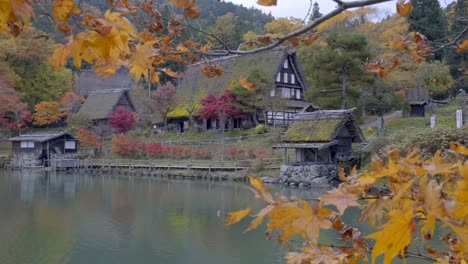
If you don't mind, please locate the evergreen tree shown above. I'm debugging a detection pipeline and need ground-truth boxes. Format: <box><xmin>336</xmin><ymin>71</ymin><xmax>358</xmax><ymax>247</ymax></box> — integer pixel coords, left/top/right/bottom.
<box><xmin>301</xmin><ymin>31</ymin><xmax>375</xmax><ymax>109</ymax></box>
<box><xmin>446</xmin><ymin>0</ymin><xmax>467</xmax><ymax>90</ymax></box>
<box><xmin>408</xmin><ymin>0</ymin><xmax>447</xmax><ymax>60</ymax></box>
<box><xmin>310</xmin><ymin>2</ymin><xmax>323</xmax><ymax>21</ymax></box>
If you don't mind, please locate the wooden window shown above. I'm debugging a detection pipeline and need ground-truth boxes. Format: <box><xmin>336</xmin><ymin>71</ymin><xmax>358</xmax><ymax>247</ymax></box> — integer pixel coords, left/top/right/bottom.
<box><xmin>65</xmin><ymin>141</ymin><xmax>76</xmax><ymax>150</ymax></box>
<box><xmin>20</xmin><ymin>141</ymin><xmax>34</xmax><ymax>148</ymax></box>
<box><xmin>296</xmin><ymin>89</ymin><xmax>301</xmax><ymax>99</ymax></box>
<box><xmin>276</xmin><ymin>73</ymin><xmax>281</xmax><ymax>82</ymax></box>
<box><xmin>283</xmin><ymin>60</ymin><xmax>288</xmax><ymax>68</ymax></box>
<box><xmin>284</xmin><ymin>72</ymin><xmax>288</xmax><ymax>83</ymax></box>
<box><xmin>270</xmin><ymin>89</ymin><xmax>275</xmax><ymax>97</ymax></box>
<box><xmin>291</xmin><ymin>74</ymin><xmax>295</xmax><ymax>84</ymax></box>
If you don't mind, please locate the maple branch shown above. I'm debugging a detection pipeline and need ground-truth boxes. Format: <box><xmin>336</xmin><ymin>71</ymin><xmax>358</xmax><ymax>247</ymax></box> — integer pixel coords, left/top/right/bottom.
<box><xmin>201</xmin><ymin>0</ymin><xmax>393</xmax><ymax>56</ymax></box>
<box><xmin>432</xmin><ymin>26</ymin><xmax>468</xmax><ymax>52</ymax></box>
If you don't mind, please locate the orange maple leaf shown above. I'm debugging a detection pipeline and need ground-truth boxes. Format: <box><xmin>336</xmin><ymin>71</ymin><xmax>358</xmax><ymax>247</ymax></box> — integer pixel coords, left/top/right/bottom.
<box><xmin>257</xmin><ymin>0</ymin><xmax>277</xmax><ymax>6</ymax></box>
<box><xmin>396</xmin><ymin>0</ymin><xmax>413</xmax><ymax>16</ymax></box>
<box><xmin>319</xmin><ymin>187</ymin><xmax>360</xmax><ymax>214</ymax></box>
<box><xmin>239</xmin><ymin>77</ymin><xmax>256</xmax><ymax>91</ymax></box>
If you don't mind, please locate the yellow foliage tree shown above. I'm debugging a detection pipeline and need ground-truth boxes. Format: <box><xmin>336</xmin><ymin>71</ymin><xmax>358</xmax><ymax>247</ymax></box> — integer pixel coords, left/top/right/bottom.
<box><xmin>32</xmin><ymin>101</ymin><xmax>63</xmax><ymax>126</ymax></box>
<box><xmin>227</xmin><ymin>144</ymin><xmax>468</xmax><ymax>264</ymax></box>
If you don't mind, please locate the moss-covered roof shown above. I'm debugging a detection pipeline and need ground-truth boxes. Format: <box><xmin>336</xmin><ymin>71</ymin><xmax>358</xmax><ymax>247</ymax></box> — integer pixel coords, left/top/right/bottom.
<box><xmin>286</xmin><ymin>119</ymin><xmax>343</xmax><ymax>142</ymax></box>
<box><xmin>167</xmin><ymin>106</ymin><xmax>191</xmax><ymax>118</ymax></box>
<box><xmin>284</xmin><ymin>110</ymin><xmax>365</xmax><ymax>143</ymax></box>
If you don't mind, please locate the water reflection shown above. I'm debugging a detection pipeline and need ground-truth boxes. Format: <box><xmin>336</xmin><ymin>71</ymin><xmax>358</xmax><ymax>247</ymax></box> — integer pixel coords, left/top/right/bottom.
<box><xmin>0</xmin><ymin>171</ymin><xmax>326</xmax><ymax>264</ymax></box>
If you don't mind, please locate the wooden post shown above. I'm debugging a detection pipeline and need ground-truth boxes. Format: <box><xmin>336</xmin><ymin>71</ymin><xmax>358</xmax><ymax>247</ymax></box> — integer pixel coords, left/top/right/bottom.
<box><xmin>461</xmin><ymin>89</ymin><xmax>466</xmax><ymax>125</ymax></box>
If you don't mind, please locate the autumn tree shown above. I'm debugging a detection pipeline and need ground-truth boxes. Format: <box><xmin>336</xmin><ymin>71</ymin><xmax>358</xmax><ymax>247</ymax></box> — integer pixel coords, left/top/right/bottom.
<box><xmin>152</xmin><ymin>82</ymin><xmax>178</xmax><ymax>130</ymax></box>
<box><xmin>210</xmin><ymin>13</ymin><xmax>242</xmax><ymax>50</ymax></box>
<box><xmin>0</xmin><ymin>63</ymin><xmax>31</xmax><ymax>133</ymax></box>
<box><xmin>416</xmin><ymin>61</ymin><xmax>454</xmax><ymax>99</ymax></box>
<box><xmin>199</xmin><ymin>90</ymin><xmax>246</xmax><ymax>160</ymax></box>
<box><xmin>59</xmin><ymin>92</ymin><xmax>84</xmax><ymax>116</ymax></box>
<box><xmin>108</xmin><ymin>107</ymin><xmax>137</xmax><ymax>134</ymax></box>
<box><xmin>75</xmin><ymin>128</ymin><xmax>102</xmax><ymax>149</ymax></box>
<box><xmin>0</xmin><ymin>28</ymin><xmax>73</xmax><ymax>108</ymax></box>
<box><xmin>199</xmin><ymin>90</ymin><xmax>246</xmax><ymax>131</ymax></box>
<box><xmin>32</xmin><ymin>101</ymin><xmax>63</xmax><ymax>126</ymax></box>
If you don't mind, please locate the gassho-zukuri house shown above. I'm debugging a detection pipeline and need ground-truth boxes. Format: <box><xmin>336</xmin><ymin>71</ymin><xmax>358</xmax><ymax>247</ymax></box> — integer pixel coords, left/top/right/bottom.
<box><xmin>164</xmin><ymin>46</ymin><xmax>317</xmax><ymax>131</ymax></box>
<box><xmin>76</xmin><ymin>89</ymin><xmax>136</xmax><ymax>137</ymax></box>
<box><xmin>274</xmin><ymin>110</ymin><xmax>365</xmax><ymax>187</ymax></box>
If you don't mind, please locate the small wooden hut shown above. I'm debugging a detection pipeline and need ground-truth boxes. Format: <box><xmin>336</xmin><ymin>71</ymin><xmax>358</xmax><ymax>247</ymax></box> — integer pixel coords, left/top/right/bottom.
<box><xmin>274</xmin><ymin>110</ymin><xmax>365</xmax><ymax>164</ymax></box>
<box><xmin>409</xmin><ymin>101</ymin><xmax>427</xmax><ymax>117</ymax></box>
<box><xmin>9</xmin><ymin>132</ymin><xmax>78</xmax><ymax>167</ymax></box>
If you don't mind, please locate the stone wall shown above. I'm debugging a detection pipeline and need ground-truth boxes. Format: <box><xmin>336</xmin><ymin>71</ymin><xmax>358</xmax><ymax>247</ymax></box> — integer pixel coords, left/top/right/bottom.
<box><xmin>278</xmin><ymin>163</ymin><xmax>338</xmax><ymax>187</ymax></box>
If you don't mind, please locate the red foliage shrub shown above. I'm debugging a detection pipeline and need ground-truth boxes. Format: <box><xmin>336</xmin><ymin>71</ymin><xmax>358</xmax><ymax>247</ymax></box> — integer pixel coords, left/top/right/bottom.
<box><xmin>76</xmin><ymin>128</ymin><xmax>102</xmax><ymax>148</ymax></box>
<box><xmin>257</xmin><ymin>148</ymin><xmax>267</xmax><ymax>159</ymax></box>
<box><xmin>247</xmin><ymin>149</ymin><xmax>255</xmax><ymax>159</ymax></box>
<box><xmin>111</xmin><ymin>134</ymin><xmax>136</xmax><ymax>157</ymax></box>
<box><xmin>108</xmin><ymin>107</ymin><xmax>137</xmax><ymax>134</ymax></box>
<box><xmin>227</xmin><ymin>147</ymin><xmax>239</xmax><ymax>160</ymax></box>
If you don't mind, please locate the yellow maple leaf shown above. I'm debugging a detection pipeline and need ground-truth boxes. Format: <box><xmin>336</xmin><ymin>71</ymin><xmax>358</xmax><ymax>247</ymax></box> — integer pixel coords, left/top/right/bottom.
<box><xmin>52</xmin><ymin>0</ymin><xmax>81</xmax><ymax>22</ymax></box>
<box><xmin>224</xmin><ymin>208</ymin><xmax>251</xmax><ymax>225</ymax></box>
<box><xmin>129</xmin><ymin>42</ymin><xmax>155</xmax><ymax>81</ymax></box>
<box><xmin>367</xmin><ymin>209</ymin><xmax>414</xmax><ymax>264</ymax></box>
<box><xmin>49</xmin><ymin>43</ymin><xmax>71</xmax><ymax>70</ymax></box>
<box><xmin>0</xmin><ymin>0</ymin><xmax>34</xmax><ymax>34</ymax></box>
<box><xmin>248</xmin><ymin>176</ymin><xmax>264</xmax><ymax>192</ymax></box>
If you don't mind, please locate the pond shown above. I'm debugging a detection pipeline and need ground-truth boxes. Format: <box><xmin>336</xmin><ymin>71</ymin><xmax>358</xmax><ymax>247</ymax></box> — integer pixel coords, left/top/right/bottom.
<box><xmin>0</xmin><ymin>170</ymin><xmax>328</xmax><ymax>264</ymax></box>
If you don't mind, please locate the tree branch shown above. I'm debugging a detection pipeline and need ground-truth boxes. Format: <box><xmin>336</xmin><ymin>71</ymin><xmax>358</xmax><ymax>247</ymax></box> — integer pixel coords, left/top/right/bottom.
<box><xmin>432</xmin><ymin>26</ymin><xmax>468</xmax><ymax>52</ymax></box>
<box><xmin>198</xmin><ymin>0</ymin><xmax>393</xmax><ymax>56</ymax></box>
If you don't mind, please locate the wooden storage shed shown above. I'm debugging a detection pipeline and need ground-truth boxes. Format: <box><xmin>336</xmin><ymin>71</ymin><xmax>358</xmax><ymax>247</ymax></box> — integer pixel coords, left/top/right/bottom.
<box><xmin>409</xmin><ymin>101</ymin><xmax>427</xmax><ymax>117</ymax></box>
<box><xmin>274</xmin><ymin>110</ymin><xmax>365</xmax><ymax>164</ymax></box>
<box><xmin>9</xmin><ymin>132</ymin><xmax>78</xmax><ymax>167</ymax></box>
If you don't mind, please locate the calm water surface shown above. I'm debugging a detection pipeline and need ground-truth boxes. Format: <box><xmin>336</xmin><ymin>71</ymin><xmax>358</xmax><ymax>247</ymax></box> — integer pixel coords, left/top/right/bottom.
<box><xmin>0</xmin><ymin>170</ymin><xmax>328</xmax><ymax>264</ymax></box>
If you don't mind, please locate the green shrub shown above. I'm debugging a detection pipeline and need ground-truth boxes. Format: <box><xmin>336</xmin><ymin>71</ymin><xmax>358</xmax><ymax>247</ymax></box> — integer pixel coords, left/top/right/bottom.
<box><xmin>255</xmin><ymin>124</ymin><xmax>266</xmax><ymax>134</ymax></box>
<box><xmin>389</xmin><ymin>127</ymin><xmax>468</xmax><ymax>157</ymax></box>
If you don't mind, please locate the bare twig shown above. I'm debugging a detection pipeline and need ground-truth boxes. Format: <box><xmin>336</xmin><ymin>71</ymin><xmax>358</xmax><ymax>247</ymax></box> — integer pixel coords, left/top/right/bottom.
<box><xmin>302</xmin><ymin>0</ymin><xmax>314</xmax><ymax>25</ymax></box>
<box><xmin>432</xmin><ymin>26</ymin><xmax>468</xmax><ymax>52</ymax></box>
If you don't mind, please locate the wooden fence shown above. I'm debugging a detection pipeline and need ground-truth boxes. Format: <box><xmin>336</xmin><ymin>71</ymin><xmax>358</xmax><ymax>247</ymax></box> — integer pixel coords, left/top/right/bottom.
<box><xmin>79</xmin><ymin>157</ymin><xmax>283</xmax><ymax>171</ymax></box>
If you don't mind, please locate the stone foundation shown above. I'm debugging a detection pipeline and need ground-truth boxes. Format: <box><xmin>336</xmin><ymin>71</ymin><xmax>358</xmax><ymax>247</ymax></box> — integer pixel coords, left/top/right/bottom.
<box><xmin>279</xmin><ymin>163</ymin><xmax>339</xmax><ymax>187</ymax></box>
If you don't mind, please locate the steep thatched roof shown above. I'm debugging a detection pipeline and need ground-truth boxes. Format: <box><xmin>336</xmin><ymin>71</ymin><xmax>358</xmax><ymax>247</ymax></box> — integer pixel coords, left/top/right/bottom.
<box><xmin>74</xmin><ymin>68</ymin><xmax>135</xmax><ymax>96</ymax></box>
<box><xmin>177</xmin><ymin>46</ymin><xmax>309</xmax><ymax>99</ymax></box>
<box><xmin>76</xmin><ymin>89</ymin><xmax>134</xmax><ymax>120</ymax></box>
<box><xmin>284</xmin><ymin>110</ymin><xmax>365</xmax><ymax>143</ymax></box>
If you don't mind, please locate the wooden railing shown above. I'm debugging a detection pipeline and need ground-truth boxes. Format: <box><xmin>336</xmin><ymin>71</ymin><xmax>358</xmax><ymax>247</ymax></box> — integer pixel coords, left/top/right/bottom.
<box><xmin>80</xmin><ymin>157</ymin><xmax>283</xmax><ymax>171</ymax></box>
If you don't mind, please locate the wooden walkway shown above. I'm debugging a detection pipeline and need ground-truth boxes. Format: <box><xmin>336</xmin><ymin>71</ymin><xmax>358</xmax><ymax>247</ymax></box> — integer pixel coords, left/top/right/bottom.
<box><xmin>60</xmin><ymin>158</ymin><xmax>283</xmax><ymax>172</ymax></box>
